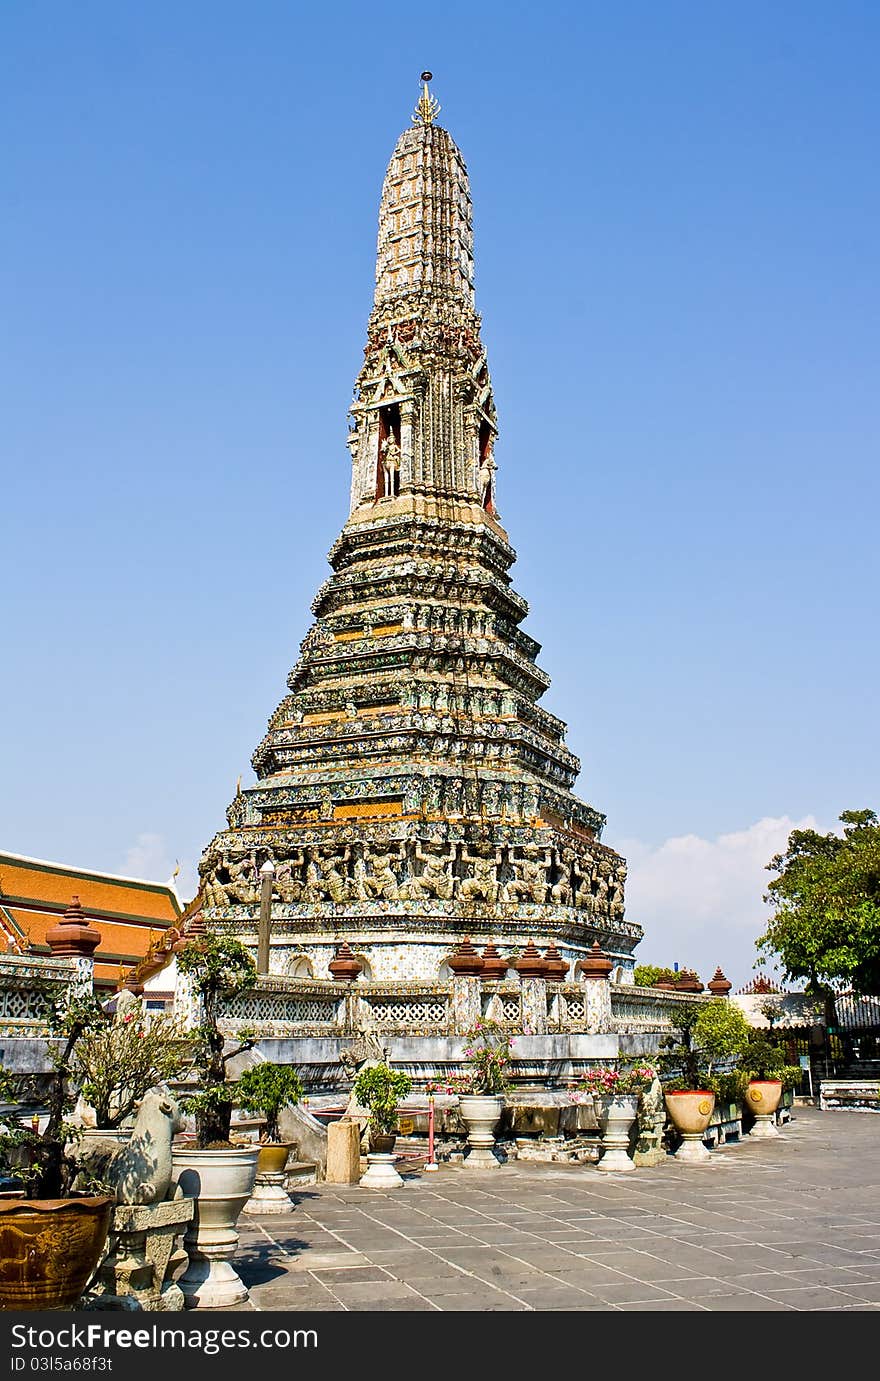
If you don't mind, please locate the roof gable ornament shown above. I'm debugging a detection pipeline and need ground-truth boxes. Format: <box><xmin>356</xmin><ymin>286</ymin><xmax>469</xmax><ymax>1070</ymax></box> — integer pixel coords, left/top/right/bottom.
<box><xmin>413</xmin><ymin>71</ymin><xmax>440</xmax><ymax>126</ymax></box>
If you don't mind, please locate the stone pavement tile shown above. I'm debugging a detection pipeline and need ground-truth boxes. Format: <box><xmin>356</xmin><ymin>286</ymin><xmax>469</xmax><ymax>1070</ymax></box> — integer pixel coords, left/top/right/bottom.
<box><xmin>546</xmin><ymin>1264</ymin><xmax>632</xmax><ymax>1290</ymax></box>
<box><xmin>614</xmin><ymin>1254</ymin><xmax>730</xmax><ymax>1283</ymax></box>
<box><xmin>511</xmin><ymin>1287</ymin><xmax>606</xmax><ymax>1310</ymax></box>
<box><xmin>780</xmin><ymin>1265</ymin><xmax>880</xmax><ymax>1287</ymax></box>
<box><xmin>814</xmin><ymin>1282</ymin><xmax>880</xmax><ymax>1304</ymax></box>
<box><xmin>410</xmin><ymin>1275</ymin><xmax>507</xmax><ymax>1298</ymax></box>
<box><xmin>326</xmin><ymin>1280</ymin><xmax>428</xmax><ymax>1305</ymax></box>
<box><xmin>342</xmin><ymin>1296</ymin><xmax>441</xmax><ymax>1312</ymax></box>
<box><xmin>312</xmin><ymin>1266</ymin><xmax>392</xmax><ymax>1283</ymax></box>
<box><xmin>362</xmin><ymin>1247</ymin><xmax>443</xmax><ymax>1264</ymax></box>
<box><xmin>617</xmin><ymin>1300</ymin><xmax>708</xmax><ymax>1311</ymax></box>
<box><xmin>585</xmin><ymin>1280</ymin><xmax>680</xmax><ymax>1305</ymax></box>
<box><xmin>288</xmin><ymin>1250</ymin><xmax>371</xmax><ymax>1270</ymax></box>
<box><xmin>430</xmin><ymin>1295</ymin><xmax>532</xmax><ymax>1311</ymax></box>
<box><xmin>655</xmin><ymin>1275</ymin><xmax>751</xmax><ymax>1299</ymax></box>
<box><xmin>698</xmin><ymin>1293</ymin><xmax>798</xmax><ymax>1311</ymax></box>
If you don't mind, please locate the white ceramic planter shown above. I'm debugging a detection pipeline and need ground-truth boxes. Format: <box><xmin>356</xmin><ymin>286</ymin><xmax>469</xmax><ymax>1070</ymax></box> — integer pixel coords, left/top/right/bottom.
<box><xmin>458</xmin><ymin>1095</ymin><xmax>504</xmax><ymax>1169</ymax></box>
<box><xmin>170</xmin><ymin>1145</ymin><xmax>259</xmax><ymax>1308</ymax></box>
<box><xmin>595</xmin><ymin>1093</ymin><xmax>639</xmax><ymax>1172</ymax></box>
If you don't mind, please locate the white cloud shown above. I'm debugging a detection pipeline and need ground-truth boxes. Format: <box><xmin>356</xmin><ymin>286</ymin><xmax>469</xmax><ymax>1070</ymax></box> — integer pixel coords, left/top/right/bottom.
<box><xmin>615</xmin><ymin>815</ymin><xmax>820</xmax><ymax>993</ymax></box>
<box><xmin>121</xmin><ymin>833</ymin><xmax>198</xmax><ymax>904</ymax></box>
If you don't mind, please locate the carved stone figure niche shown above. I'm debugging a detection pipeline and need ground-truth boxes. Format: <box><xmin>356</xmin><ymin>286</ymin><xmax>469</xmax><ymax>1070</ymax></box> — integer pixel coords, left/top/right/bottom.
<box><xmin>378</xmin><ymin>403</ymin><xmax>402</xmax><ymax>500</ymax></box>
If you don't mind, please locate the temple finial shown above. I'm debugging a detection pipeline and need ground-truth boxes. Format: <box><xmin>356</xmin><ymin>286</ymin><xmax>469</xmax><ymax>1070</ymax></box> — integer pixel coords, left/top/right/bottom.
<box><xmin>413</xmin><ymin>70</ymin><xmax>440</xmax><ymax>126</ymax></box>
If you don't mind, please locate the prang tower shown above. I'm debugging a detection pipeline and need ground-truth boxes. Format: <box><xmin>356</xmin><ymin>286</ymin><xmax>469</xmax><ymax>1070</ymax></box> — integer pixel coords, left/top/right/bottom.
<box><xmin>200</xmin><ymin>80</ymin><xmax>642</xmax><ymax>982</ymax></box>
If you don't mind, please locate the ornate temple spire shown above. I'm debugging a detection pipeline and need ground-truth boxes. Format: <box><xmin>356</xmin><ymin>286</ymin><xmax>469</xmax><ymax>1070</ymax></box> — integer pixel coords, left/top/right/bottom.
<box><xmin>413</xmin><ymin>71</ymin><xmax>441</xmax><ymax>127</ymax></box>
<box><xmin>346</xmin><ymin>76</ymin><xmax>496</xmax><ymax>516</ymax></box>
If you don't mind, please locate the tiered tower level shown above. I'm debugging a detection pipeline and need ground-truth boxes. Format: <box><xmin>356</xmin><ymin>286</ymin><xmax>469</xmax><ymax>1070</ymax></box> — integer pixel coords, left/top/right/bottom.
<box><xmin>200</xmin><ymin>82</ymin><xmax>642</xmax><ymax>981</ymax></box>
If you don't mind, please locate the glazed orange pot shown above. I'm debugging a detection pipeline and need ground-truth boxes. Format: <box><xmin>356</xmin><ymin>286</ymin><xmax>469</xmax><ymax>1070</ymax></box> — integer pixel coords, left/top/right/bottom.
<box><xmin>0</xmin><ymin>1195</ymin><xmax>114</xmax><ymax>1311</ymax></box>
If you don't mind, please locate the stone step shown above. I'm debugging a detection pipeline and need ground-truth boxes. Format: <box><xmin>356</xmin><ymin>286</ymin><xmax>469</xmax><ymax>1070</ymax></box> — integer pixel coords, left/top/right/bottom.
<box><xmin>284</xmin><ymin>1159</ymin><xmax>319</xmax><ymax>1186</ymax></box>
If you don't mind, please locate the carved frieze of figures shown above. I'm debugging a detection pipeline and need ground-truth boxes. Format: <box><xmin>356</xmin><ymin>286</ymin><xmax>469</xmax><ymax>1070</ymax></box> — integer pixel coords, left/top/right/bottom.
<box><xmin>274</xmin><ymin>855</ymin><xmax>303</xmax><ymax>904</ymax></box>
<box><xmin>609</xmin><ymin>860</ymin><xmax>627</xmax><ymax>919</ymax></box>
<box><xmin>202</xmin><ymin>852</ymin><xmax>259</xmax><ymax>908</ymax></box>
<box><xmin>500</xmin><ymin>844</ymin><xmax>551</xmax><ymax>905</ymax></box>
<box><xmin>401</xmin><ymin>837</ymin><xmax>455</xmax><ymax>901</ymax></box>
<box><xmin>573</xmin><ymin>851</ymin><xmax>595</xmax><ymax>911</ymax></box>
<box><xmin>550</xmin><ymin>846</ymin><xmax>575</xmax><ymax>906</ymax></box>
<box><xmin>364</xmin><ymin>845</ymin><xmax>401</xmax><ymax>901</ymax></box>
<box><xmin>457</xmin><ymin>839</ymin><xmax>501</xmax><ymax>905</ymax></box>
<box><xmin>592</xmin><ymin>859</ymin><xmax>610</xmax><ymax>913</ymax></box>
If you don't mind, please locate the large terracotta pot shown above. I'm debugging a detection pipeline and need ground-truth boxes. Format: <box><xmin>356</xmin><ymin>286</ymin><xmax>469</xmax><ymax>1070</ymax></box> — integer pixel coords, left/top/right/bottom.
<box><xmin>664</xmin><ymin>1090</ymin><xmax>716</xmax><ymax>1162</ymax></box>
<box><xmin>0</xmin><ymin>1195</ymin><xmax>114</xmax><ymax>1311</ymax></box>
<box><xmin>745</xmin><ymin>1079</ymin><xmax>783</xmax><ymax>1138</ymax></box>
<box><xmin>595</xmin><ymin>1093</ymin><xmax>639</xmax><ymax>1173</ymax></box>
<box><xmin>170</xmin><ymin>1145</ymin><xmax>259</xmax><ymax>1309</ymax></box>
<box><xmin>458</xmin><ymin>1095</ymin><xmax>504</xmax><ymax>1169</ymax></box>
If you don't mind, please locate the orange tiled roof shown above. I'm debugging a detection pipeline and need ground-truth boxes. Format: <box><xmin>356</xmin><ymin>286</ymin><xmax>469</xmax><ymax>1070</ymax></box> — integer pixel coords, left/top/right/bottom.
<box><xmin>0</xmin><ymin>851</ymin><xmax>183</xmax><ymax>984</ymax></box>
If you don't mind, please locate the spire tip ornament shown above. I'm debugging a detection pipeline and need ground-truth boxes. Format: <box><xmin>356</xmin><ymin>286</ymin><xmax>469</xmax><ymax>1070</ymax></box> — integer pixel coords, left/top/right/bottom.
<box><xmin>413</xmin><ymin>71</ymin><xmax>441</xmax><ymax>126</ymax></box>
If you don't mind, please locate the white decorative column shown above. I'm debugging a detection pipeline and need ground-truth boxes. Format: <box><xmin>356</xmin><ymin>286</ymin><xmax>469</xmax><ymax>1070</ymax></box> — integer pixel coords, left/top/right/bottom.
<box><xmin>579</xmin><ymin>942</ymin><xmax>614</xmax><ymax>1034</ymax></box>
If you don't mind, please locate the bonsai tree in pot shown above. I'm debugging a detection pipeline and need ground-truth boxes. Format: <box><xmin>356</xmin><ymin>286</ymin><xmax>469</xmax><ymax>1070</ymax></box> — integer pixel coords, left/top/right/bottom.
<box><xmin>351</xmin><ymin>1062</ymin><xmax>413</xmax><ymax>1190</ymax></box>
<box><xmin>736</xmin><ymin>1032</ymin><xmax>802</xmax><ymax>1138</ymax></box>
<box><xmin>170</xmin><ymin>934</ymin><xmax>262</xmax><ymax>1308</ymax></box>
<box><xmin>656</xmin><ymin>999</ymin><xmax>751</xmax><ymax>1161</ymax></box>
<box><xmin>352</xmin><ymin>1063</ymin><xmax>413</xmax><ymax>1152</ymax></box>
<box><xmin>174</xmin><ymin>933</ymin><xmax>259</xmax><ymax>1147</ymax></box>
<box><xmin>236</xmin><ymin>1062</ymin><xmax>304</xmax><ymax>1173</ymax></box>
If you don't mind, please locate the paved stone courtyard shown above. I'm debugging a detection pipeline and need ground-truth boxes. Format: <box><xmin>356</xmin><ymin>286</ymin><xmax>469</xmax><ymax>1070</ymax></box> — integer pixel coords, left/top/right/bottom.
<box><xmin>231</xmin><ymin>1107</ymin><xmax>880</xmax><ymax>1312</ymax></box>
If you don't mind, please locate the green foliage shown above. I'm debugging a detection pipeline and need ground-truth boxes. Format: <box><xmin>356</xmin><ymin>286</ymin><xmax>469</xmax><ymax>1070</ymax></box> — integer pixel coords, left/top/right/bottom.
<box><xmin>757</xmin><ymin>809</ymin><xmax>880</xmax><ymax>998</ymax></box>
<box><xmin>656</xmin><ymin>999</ymin><xmax>751</xmax><ymax>1094</ymax></box>
<box><xmin>236</xmin><ymin>1064</ymin><xmax>303</xmax><ymax>1143</ymax></box>
<box><xmin>0</xmin><ymin>989</ymin><xmax>109</xmax><ymax>1197</ymax></box>
<box><xmin>351</xmin><ymin>1063</ymin><xmax>413</xmax><ymax>1136</ymax></box>
<box><xmin>72</xmin><ymin>1006</ymin><xmax>187</xmax><ymax>1128</ymax></box>
<box><xmin>633</xmin><ymin>965</ymin><xmax>678</xmax><ymax>988</ymax></box>
<box><xmin>458</xmin><ymin>1020</ymin><xmax>514</xmax><ymax>1095</ymax></box>
<box><xmin>737</xmin><ymin>1033</ymin><xmax>802</xmax><ymax>1091</ymax></box>
<box><xmin>176</xmin><ymin>934</ymin><xmax>259</xmax><ymax>1147</ymax></box>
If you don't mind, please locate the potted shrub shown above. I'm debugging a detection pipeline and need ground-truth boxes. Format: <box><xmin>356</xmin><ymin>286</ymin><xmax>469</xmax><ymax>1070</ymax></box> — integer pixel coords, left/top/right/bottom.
<box><xmin>576</xmin><ymin>1062</ymin><xmax>656</xmax><ymax>1172</ymax></box>
<box><xmin>657</xmin><ymin>1000</ymin><xmax>751</xmax><ymax>1161</ymax></box>
<box><xmin>351</xmin><ymin>1062</ymin><xmax>413</xmax><ymax>1188</ymax></box>
<box><xmin>235</xmin><ymin>1062</ymin><xmax>304</xmax><ymax>1173</ymax></box>
<box><xmin>737</xmin><ymin>1033</ymin><xmax>802</xmax><ymax>1138</ymax></box>
<box><xmin>71</xmin><ymin>993</ymin><xmax>186</xmax><ymax>1135</ymax></box>
<box><xmin>0</xmin><ymin>991</ymin><xmax>115</xmax><ymax>1310</ymax></box>
<box><xmin>169</xmin><ymin>934</ymin><xmax>261</xmax><ymax>1308</ymax></box>
<box><xmin>455</xmin><ymin>1020</ymin><xmax>513</xmax><ymax>1169</ymax></box>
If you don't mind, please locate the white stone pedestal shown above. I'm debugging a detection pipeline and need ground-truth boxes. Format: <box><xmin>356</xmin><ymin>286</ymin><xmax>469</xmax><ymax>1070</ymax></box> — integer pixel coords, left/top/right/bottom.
<box><xmin>360</xmin><ymin>1153</ymin><xmax>403</xmax><ymax>1188</ymax></box>
<box><xmin>243</xmin><ymin>1172</ymin><xmax>294</xmax><ymax>1214</ymax></box>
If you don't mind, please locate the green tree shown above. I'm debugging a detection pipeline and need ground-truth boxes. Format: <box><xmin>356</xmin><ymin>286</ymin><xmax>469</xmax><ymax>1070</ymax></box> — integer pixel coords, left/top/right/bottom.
<box><xmin>175</xmin><ymin>934</ymin><xmax>258</xmax><ymax>1146</ymax></box>
<box><xmin>756</xmin><ymin>810</ymin><xmax>880</xmax><ymax>1004</ymax></box>
<box><xmin>236</xmin><ymin>1063</ymin><xmax>303</xmax><ymax>1143</ymax></box>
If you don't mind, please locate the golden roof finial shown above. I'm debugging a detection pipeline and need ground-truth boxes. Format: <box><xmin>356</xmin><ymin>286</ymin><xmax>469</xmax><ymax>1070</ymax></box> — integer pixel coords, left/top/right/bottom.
<box><xmin>413</xmin><ymin>70</ymin><xmax>440</xmax><ymax>127</ymax></box>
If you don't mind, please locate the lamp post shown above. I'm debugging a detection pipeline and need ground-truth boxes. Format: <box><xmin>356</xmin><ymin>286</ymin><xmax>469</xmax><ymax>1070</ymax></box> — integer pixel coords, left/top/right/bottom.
<box><xmin>257</xmin><ymin>859</ymin><xmax>275</xmax><ymax>975</ymax></box>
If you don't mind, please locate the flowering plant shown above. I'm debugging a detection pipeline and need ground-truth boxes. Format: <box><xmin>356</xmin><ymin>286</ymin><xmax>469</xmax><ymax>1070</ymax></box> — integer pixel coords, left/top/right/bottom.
<box><xmin>574</xmin><ymin>1062</ymin><xmax>657</xmax><ymax>1099</ymax></box>
<box><xmin>457</xmin><ymin>1020</ymin><xmax>514</xmax><ymax>1096</ymax></box>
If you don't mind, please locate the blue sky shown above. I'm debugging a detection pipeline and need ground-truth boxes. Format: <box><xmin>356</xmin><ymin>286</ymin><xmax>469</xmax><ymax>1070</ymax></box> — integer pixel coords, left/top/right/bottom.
<box><xmin>2</xmin><ymin>3</ymin><xmax>877</xmax><ymax>991</ymax></box>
